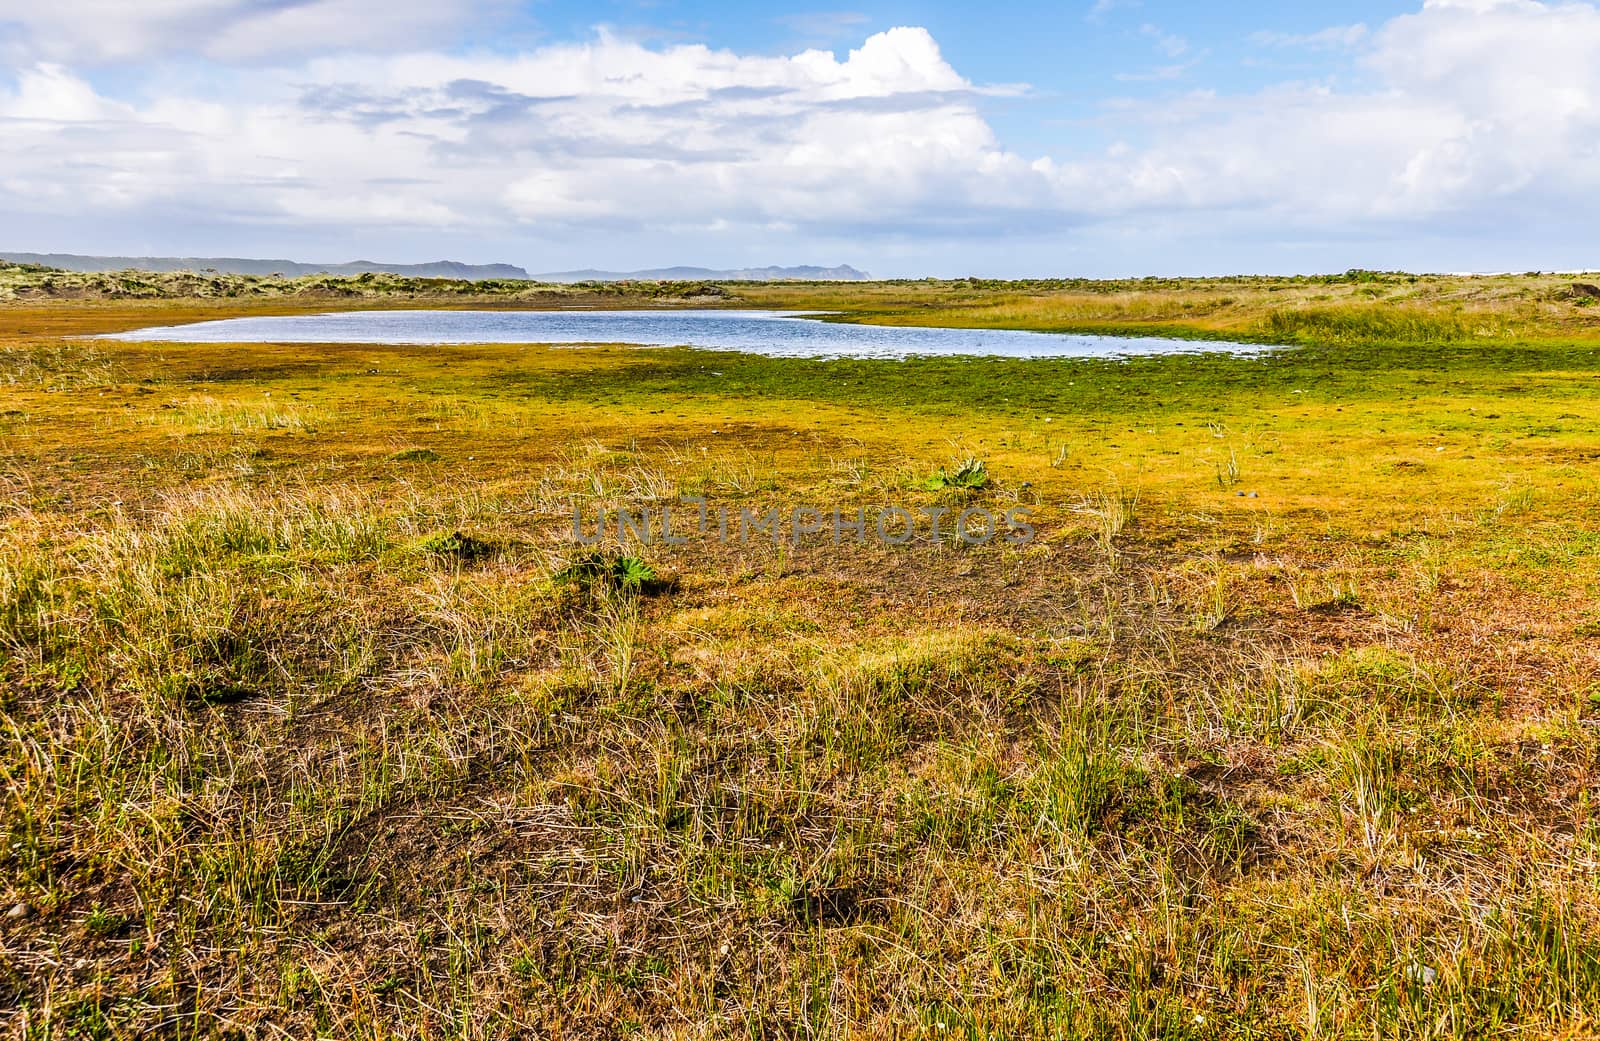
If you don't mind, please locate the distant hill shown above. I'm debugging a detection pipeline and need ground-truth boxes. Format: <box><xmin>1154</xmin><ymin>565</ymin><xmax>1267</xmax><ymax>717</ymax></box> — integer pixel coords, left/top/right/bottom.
<box><xmin>1</xmin><ymin>254</ymin><xmax>872</xmax><ymax>284</ymax></box>
<box><xmin>0</xmin><ymin>253</ymin><xmax>529</xmax><ymax>281</ymax></box>
<box><xmin>535</xmin><ymin>265</ymin><xmax>872</xmax><ymax>282</ymax></box>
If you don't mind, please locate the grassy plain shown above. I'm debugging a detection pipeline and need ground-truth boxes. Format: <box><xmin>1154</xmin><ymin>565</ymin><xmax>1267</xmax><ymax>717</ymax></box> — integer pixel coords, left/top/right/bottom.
<box><xmin>3</xmin><ymin>264</ymin><xmax>1600</xmax><ymax>1038</ymax></box>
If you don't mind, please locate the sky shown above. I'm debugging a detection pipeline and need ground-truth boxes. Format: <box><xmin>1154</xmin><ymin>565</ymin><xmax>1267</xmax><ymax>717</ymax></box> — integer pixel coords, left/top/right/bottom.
<box><xmin>2</xmin><ymin>0</ymin><xmax>1599</xmax><ymax>277</ymax></box>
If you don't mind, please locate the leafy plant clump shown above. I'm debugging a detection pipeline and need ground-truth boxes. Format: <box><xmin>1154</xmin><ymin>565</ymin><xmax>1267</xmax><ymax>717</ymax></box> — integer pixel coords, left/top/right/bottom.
<box><xmin>925</xmin><ymin>457</ymin><xmax>990</xmax><ymax>491</ymax></box>
<box><xmin>553</xmin><ymin>551</ymin><xmax>665</xmax><ymax>595</ymax></box>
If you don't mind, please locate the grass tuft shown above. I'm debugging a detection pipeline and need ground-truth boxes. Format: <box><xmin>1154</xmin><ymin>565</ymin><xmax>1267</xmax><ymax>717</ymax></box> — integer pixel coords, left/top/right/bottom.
<box><xmin>390</xmin><ymin>447</ymin><xmax>442</xmax><ymax>463</ymax></box>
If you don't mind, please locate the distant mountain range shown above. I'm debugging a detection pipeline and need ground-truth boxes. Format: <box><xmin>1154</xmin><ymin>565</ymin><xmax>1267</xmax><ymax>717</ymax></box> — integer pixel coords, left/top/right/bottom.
<box><xmin>1</xmin><ymin>253</ymin><xmax>873</xmax><ymax>283</ymax></box>
<box><xmin>532</xmin><ymin>265</ymin><xmax>872</xmax><ymax>282</ymax></box>
<box><xmin>0</xmin><ymin>253</ymin><xmax>529</xmax><ymax>280</ymax></box>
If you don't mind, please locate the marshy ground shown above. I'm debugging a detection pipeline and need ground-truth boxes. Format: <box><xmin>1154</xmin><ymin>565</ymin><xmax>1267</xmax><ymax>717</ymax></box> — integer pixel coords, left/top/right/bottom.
<box><xmin>3</xmin><ymin>266</ymin><xmax>1600</xmax><ymax>1038</ymax></box>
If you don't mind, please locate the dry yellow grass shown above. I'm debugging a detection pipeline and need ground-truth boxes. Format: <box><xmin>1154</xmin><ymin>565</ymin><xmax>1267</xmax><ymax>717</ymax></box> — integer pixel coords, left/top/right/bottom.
<box><xmin>2</xmin><ymin>275</ymin><xmax>1600</xmax><ymax>1038</ymax></box>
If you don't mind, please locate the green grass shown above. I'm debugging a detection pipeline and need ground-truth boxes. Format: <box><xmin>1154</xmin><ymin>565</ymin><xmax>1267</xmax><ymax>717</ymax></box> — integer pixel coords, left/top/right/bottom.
<box><xmin>2</xmin><ymin>278</ymin><xmax>1600</xmax><ymax>1038</ymax></box>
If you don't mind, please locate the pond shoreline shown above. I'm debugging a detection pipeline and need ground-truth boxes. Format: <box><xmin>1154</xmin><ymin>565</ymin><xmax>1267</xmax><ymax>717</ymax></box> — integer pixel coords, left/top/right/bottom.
<box><xmin>95</xmin><ymin>307</ymin><xmax>1264</xmax><ymax>360</ymax></box>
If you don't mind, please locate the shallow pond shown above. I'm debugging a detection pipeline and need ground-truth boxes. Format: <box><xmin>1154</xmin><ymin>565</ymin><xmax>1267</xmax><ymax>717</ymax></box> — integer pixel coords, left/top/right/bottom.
<box><xmin>101</xmin><ymin>308</ymin><xmax>1259</xmax><ymax>360</ymax></box>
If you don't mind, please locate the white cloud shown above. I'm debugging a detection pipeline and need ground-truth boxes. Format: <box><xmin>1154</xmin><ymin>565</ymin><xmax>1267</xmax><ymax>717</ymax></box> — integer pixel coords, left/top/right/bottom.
<box><xmin>4</xmin><ymin>0</ymin><xmax>1600</xmax><ymax>269</ymax></box>
<box><xmin>1139</xmin><ymin>23</ymin><xmax>1189</xmax><ymax>57</ymax></box>
<box><xmin>0</xmin><ymin>27</ymin><xmax>1048</xmax><ymax>239</ymax></box>
<box><xmin>0</xmin><ymin>0</ymin><xmax>499</xmax><ymax>63</ymax></box>
<box><xmin>775</xmin><ymin>11</ymin><xmax>872</xmax><ymax>46</ymax></box>
<box><xmin>1086</xmin><ymin>0</ymin><xmax>1140</xmax><ymax>23</ymax></box>
<box><xmin>1082</xmin><ymin>0</ymin><xmax>1600</xmax><ymax>232</ymax></box>
<box><xmin>1114</xmin><ymin>62</ymin><xmax>1198</xmax><ymax>82</ymax></box>
<box><xmin>1251</xmin><ymin>24</ymin><xmax>1369</xmax><ymax>49</ymax></box>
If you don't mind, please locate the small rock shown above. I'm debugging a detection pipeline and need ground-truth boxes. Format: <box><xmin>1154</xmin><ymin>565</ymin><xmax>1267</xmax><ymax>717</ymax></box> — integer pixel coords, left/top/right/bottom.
<box><xmin>6</xmin><ymin>902</ymin><xmax>32</xmax><ymax>920</ymax></box>
<box><xmin>1405</xmin><ymin>963</ymin><xmax>1439</xmax><ymax>985</ymax></box>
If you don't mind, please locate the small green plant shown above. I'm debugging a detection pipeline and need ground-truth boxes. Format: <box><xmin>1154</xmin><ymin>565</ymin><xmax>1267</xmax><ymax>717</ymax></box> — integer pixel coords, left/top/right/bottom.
<box><xmin>83</xmin><ymin>903</ymin><xmax>129</xmax><ymax>938</ymax></box>
<box><xmin>612</xmin><ymin>555</ymin><xmax>657</xmax><ymax>590</ymax></box>
<box><xmin>925</xmin><ymin>457</ymin><xmax>989</xmax><ymax>491</ymax></box>
<box><xmin>554</xmin><ymin>551</ymin><xmax>662</xmax><ymax>594</ymax></box>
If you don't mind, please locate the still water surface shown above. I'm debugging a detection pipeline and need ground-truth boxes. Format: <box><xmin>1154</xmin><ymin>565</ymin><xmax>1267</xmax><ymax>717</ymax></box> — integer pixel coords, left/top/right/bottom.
<box><xmin>102</xmin><ymin>309</ymin><xmax>1258</xmax><ymax>360</ymax></box>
